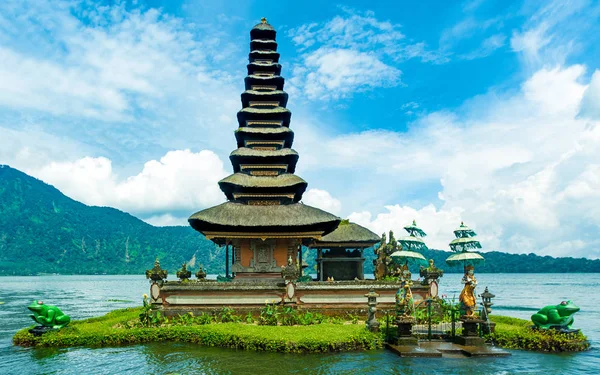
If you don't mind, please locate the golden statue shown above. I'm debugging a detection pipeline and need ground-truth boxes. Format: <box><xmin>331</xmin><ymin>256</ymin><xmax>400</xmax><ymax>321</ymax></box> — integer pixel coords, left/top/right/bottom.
<box><xmin>459</xmin><ymin>265</ymin><xmax>477</xmax><ymax>317</ymax></box>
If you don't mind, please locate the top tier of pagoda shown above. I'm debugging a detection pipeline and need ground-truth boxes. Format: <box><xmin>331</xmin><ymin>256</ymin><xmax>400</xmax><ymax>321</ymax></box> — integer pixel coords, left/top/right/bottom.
<box><xmin>188</xmin><ymin>19</ymin><xmax>340</xmax><ymax>241</ymax></box>
<box><xmin>225</xmin><ymin>17</ymin><xmax>302</xmax><ymax>204</ymax></box>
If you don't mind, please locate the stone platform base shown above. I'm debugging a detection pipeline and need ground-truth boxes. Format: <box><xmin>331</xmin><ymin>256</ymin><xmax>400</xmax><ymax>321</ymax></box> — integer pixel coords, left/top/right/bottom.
<box><xmin>396</xmin><ymin>336</ymin><xmax>419</xmax><ymax>346</ymax></box>
<box><xmin>154</xmin><ymin>279</ymin><xmax>430</xmax><ymax>316</ymax></box>
<box><xmin>386</xmin><ymin>341</ymin><xmax>511</xmax><ymax>358</ymax></box>
<box><xmin>453</xmin><ymin>336</ymin><xmax>486</xmax><ymax>346</ymax></box>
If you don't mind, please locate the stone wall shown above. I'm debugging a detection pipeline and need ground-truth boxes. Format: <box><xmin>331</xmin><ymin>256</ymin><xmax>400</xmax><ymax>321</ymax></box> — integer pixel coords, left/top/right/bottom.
<box><xmin>153</xmin><ymin>280</ymin><xmax>431</xmax><ymax>316</ymax></box>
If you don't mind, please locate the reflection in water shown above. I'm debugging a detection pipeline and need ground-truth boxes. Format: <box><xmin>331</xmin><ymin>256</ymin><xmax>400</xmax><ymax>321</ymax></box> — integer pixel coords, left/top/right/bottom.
<box><xmin>0</xmin><ymin>274</ymin><xmax>598</xmax><ymax>375</ymax></box>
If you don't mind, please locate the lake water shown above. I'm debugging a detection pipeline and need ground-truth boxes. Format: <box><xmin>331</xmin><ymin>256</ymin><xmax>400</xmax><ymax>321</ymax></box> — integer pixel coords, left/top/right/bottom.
<box><xmin>0</xmin><ymin>274</ymin><xmax>598</xmax><ymax>374</ymax></box>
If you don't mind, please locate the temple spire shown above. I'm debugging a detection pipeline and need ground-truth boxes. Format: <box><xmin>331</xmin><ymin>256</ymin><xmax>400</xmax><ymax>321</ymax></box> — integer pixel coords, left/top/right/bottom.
<box><xmin>188</xmin><ymin>19</ymin><xmax>340</xmax><ymax>245</ymax></box>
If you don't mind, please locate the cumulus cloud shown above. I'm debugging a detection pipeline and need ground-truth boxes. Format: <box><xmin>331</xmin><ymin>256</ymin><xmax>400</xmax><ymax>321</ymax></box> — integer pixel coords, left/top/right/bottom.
<box><xmin>509</xmin><ymin>0</ymin><xmax>595</xmax><ymax>69</ymax></box>
<box><xmin>0</xmin><ymin>126</ymin><xmax>94</xmax><ymax>171</ymax></box>
<box><xmin>291</xmin><ymin>48</ymin><xmax>401</xmax><ymax>100</ymax></box>
<box><xmin>298</xmin><ymin>64</ymin><xmax>600</xmax><ymax>258</ymax></box>
<box><xmin>288</xmin><ymin>9</ymin><xmax>405</xmax><ymax>53</ymax></box>
<box><xmin>144</xmin><ymin>214</ymin><xmax>190</xmax><ymax>227</ymax></box>
<box><xmin>287</xmin><ymin>8</ymin><xmax>444</xmax><ymax>100</ymax></box>
<box><xmin>29</xmin><ymin>150</ymin><xmax>228</xmax><ymax>215</ymax></box>
<box><xmin>0</xmin><ymin>0</ymin><xmax>242</xmax><ymax>167</ymax></box>
<box><xmin>302</xmin><ymin>188</ymin><xmax>342</xmax><ymax>215</ymax></box>
<box><xmin>579</xmin><ymin>70</ymin><xmax>600</xmax><ymax>120</ymax></box>
<box><xmin>349</xmin><ymin>204</ymin><xmax>464</xmax><ymax>250</ymax></box>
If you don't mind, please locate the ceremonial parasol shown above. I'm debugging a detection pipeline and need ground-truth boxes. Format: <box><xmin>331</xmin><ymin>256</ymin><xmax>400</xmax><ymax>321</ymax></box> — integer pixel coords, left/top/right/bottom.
<box><xmin>397</xmin><ymin>220</ymin><xmax>429</xmax><ymax>252</ymax></box>
<box><xmin>391</xmin><ymin>250</ymin><xmax>429</xmax><ymax>267</ymax></box>
<box><xmin>445</xmin><ymin>251</ymin><xmax>485</xmax><ymax>266</ymax></box>
<box><xmin>446</xmin><ymin>222</ymin><xmax>485</xmax><ymax>268</ymax></box>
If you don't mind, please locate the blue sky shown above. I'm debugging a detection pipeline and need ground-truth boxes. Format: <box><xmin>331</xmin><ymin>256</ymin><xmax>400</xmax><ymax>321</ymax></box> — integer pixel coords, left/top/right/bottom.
<box><xmin>1</xmin><ymin>0</ymin><xmax>600</xmax><ymax>258</ymax></box>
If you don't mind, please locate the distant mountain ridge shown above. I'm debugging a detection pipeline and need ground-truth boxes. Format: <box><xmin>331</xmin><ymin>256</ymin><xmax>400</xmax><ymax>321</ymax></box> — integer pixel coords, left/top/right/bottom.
<box><xmin>1</xmin><ymin>165</ymin><xmax>599</xmax><ymax>275</ymax></box>
<box><xmin>0</xmin><ymin>165</ymin><xmax>223</xmax><ymax>276</ymax></box>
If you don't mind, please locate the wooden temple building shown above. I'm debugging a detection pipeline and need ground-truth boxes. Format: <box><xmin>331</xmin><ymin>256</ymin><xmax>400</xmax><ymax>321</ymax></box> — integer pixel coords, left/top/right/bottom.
<box><xmin>149</xmin><ymin>19</ymin><xmax>430</xmax><ymax>314</ymax></box>
<box><xmin>187</xmin><ymin>18</ymin><xmax>341</xmax><ymax>279</ymax></box>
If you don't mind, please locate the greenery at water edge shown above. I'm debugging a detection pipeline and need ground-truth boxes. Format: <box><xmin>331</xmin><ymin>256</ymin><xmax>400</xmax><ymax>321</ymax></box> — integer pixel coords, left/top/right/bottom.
<box><xmin>14</xmin><ymin>306</ymin><xmax>381</xmax><ymax>353</ymax></box>
<box><xmin>487</xmin><ymin>315</ymin><xmax>590</xmax><ymax>352</ymax></box>
<box><xmin>14</xmin><ymin>295</ymin><xmax>589</xmax><ymax>353</ymax></box>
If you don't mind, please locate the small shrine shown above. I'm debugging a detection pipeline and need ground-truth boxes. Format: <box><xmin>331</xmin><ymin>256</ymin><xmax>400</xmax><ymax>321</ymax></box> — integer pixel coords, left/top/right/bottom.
<box><xmin>309</xmin><ymin>220</ymin><xmax>379</xmax><ymax>281</ymax></box>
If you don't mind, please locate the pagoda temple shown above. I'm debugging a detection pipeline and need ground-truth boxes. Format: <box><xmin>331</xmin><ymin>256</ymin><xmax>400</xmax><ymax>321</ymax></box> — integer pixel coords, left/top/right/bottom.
<box><xmin>148</xmin><ymin>19</ymin><xmax>432</xmax><ymax>314</ymax></box>
<box><xmin>188</xmin><ymin>18</ymin><xmax>340</xmax><ymax>279</ymax></box>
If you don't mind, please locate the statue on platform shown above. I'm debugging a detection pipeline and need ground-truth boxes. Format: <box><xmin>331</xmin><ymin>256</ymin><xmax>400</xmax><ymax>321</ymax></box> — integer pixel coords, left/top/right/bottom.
<box><xmin>146</xmin><ymin>258</ymin><xmax>168</xmax><ymax>281</ymax></box>
<box><xmin>28</xmin><ymin>300</ymin><xmax>71</xmax><ymax>329</ymax></box>
<box><xmin>195</xmin><ymin>264</ymin><xmax>207</xmax><ymax>280</ymax></box>
<box><xmin>395</xmin><ymin>279</ymin><xmax>414</xmax><ymax>318</ymax></box>
<box><xmin>459</xmin><ymin>265</ymin><xmax>477</xmax><ymax>317</ymax></box>
<box><xmin>281</xmin><ymin>256</ymin><xmax>299</xmax><ymax>280</ymax></box>
<box><xmin>177</xmin><ymin>263</ymin><xmax>191</xmax><ymax>281</ymax></box>
<box><xmin>531</xmin><ymin>301</ymin><xmax>580</xmax><ymax>330</ymax></box>
<box><xmin>420</xmin><ymin>259</ymin><xmax>444</xmax><ymax>286</ymax></box>
<box><xmin>374</xmin><ymin>231</ymin><xmax>398</xmax><ymax>280</ymax></box>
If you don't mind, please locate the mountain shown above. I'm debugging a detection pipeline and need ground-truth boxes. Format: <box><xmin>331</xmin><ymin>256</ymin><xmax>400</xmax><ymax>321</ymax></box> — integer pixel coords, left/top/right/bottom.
<box><xmin>0</xmin><ymin>165</ymin><xmax>223</xmax><ymax>276</ymax></box>
<box><xmin>1</xmin><ymin>165</ymin><xmax>599</xmax><ymax>276</ymax></box>
<box><xmin>418</xmin><ymin>248</ymin><xmax>600</xmax><ymax>273</ymax></box>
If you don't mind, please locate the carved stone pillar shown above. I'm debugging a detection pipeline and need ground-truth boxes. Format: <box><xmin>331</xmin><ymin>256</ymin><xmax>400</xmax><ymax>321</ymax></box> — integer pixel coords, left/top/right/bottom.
<box><xmin>286</xmin><ymin>239</ymin><xmax>300</xmax><ymax>265</ymax></box>
<box><xmin>231</xmin><ymin>239</ymin><xmax>242</xmax><ymax>273</ymax></box>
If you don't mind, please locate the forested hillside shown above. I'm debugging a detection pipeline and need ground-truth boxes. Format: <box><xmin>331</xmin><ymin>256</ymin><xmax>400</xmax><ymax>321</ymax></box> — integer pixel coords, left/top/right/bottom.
<box><xmin>1</xmin><ymin>165</ymin><xmax>599</xmax><ymax>276</ymax></box>
<box><xmin>301</xmin><ymin>247</ymin><xmax>600</xmax><ymax>275</ymax></box>
<box><xmin>0</xmin><ymin>166</ymin><xmax>223</xmax><ymax>275</ymax></box>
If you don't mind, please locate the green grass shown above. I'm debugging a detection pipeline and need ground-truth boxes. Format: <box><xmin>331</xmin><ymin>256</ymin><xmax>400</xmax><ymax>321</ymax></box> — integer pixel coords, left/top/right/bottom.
<box><xmin>12</xmin><ymin>308</ymin><xmax>590</xmax><ymax>353</ymax></box>
<box><xmin>13</xmin><ymin>307</ymin><xmax>382</xmax><ymax>353</ymax></box>
<box><xmin>489</xmin><ymin>315</ymin><xmax>590</xmax><ymax>352</ymax></box>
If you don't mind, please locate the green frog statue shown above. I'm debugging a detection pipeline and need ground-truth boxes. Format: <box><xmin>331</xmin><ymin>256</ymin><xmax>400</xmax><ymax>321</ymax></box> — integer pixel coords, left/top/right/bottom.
<box><xmin>28</xmin><ymin>300</ymin><xmax>71</xmax><ymax>329</ymax></box>
<box><xmin>531</xmin><ymin>300</ymin><xmax>580</xmax><ymax>330</ymax></box>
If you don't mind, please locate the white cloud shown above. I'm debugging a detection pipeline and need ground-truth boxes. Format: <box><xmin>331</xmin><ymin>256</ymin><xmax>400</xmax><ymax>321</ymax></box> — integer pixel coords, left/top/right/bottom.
<box><xmin>287</xmin><ymin>8</ymin><xmax>444</xmax><ymax>100</ymax></box>
<box><xmin>290</xmin><ymin>48</ymin><xmax>401</xmax><ymax>101</ymax></box>
<box><xmin>579</xmin><ymin>70</ymin><xmax>600</xmax><ymax>120</ymax></box>
<box><xmin>509</xmin><ymin>0</ymin><xmax>593</xmax><ymax>69</ymax></box>
<box><xmin>298</xmin><ymin>64</ymin><xmax>600</xmax><ymax>258</ymax></box>
<box><xmin>29</xmin><ymin>149</ymin><xmax>228</xmax><ymax>215</ymax></box>
<box><xmin>302</xmin><ymin>188</ymin><xmax>342</xmax><ymax>215</ymax></box>
<box><xmin>0</xmin><ymin>0</ymin><xmax>242</xmax><ymax>167</ymax></box>
<box><xmin>349</xmin><ymin>204</ymin><xmax>464</xmax><ymax>250</ymax></box>
<box><xmin>144</xmin><ymin>214</ymin><xmax>190</xmax><ymax>227</ymax></box>
<box><xmin>510</xmin><ymin>23</ymin><xmax>553</xmax><ymax>67</ymax></box>
<box><xmin>461</xmin><ymin>33</ymin><xmax>506</xmax><ymax>60</ymax></box>
<box><xmin>0</xmin><ymin>126</ymin><xmax>94</xmax><ymax>171</ymax></box>
<box><xmin>289</xmin><ymin>9</ymin><xmax>405</xmax><ymax>52</ymax></box>
<box><xmin>0</xmin><ymin>4</ymin><xmax>212</xmax><ymax>121</ymax></box>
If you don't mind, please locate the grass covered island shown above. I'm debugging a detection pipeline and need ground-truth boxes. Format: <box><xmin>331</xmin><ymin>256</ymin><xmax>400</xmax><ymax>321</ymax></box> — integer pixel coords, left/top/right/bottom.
<box><xmin>488</xmin><ymin>315</ymin><xmax>590</xmax><ymax>352</ymax></box>
<box><xmin>13</xmin><ymin>306</ymin><xmax>382</xmax><ymax>353</ymax></box>
<box><xmin>13</xmin><ymin>305</ymin><xmax>590</xmax><ymax>353</ymax></box>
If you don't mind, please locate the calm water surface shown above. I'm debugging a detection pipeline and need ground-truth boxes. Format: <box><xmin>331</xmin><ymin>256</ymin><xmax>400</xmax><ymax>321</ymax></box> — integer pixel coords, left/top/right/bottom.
<box><xmin>0</xmin><ymin>274</ymin><xmax>598</xmax><ymax>375</ymax></box>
